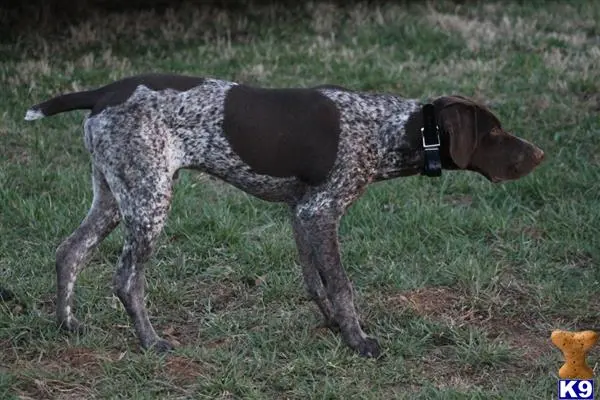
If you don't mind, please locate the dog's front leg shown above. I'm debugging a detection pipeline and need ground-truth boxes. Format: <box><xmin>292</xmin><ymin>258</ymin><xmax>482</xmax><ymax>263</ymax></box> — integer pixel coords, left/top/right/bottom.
<box><xmin>293</xmin><ymin>203</ymin><xmax>380</xmax><ymax>358</ymax></box>
<box><xmin>291</xmin><ymin>209</ymin><xmax>337</xmax><ymax>329</ymax></box>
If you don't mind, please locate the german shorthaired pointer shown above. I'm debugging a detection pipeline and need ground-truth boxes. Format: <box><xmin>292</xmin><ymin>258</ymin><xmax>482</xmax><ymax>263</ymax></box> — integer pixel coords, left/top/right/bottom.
<box><xmin>25</xmin><ymin>74</ymin><xmax>544</xmax><ymax>357</ymax></box>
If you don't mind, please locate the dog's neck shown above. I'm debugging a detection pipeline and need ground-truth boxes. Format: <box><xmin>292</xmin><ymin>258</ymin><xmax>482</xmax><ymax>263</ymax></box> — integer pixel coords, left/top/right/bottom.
<box><xmin>374</xmin><ymin>105</ymin><xmax>457</xmax><ymax>181</ymax></box>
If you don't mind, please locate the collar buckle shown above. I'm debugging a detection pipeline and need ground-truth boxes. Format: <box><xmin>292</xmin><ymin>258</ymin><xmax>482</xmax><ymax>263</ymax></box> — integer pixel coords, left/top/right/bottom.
<box><xmin>421</xmin><ymin>103</ymin><xmax>442</xmax><ymax>177</ymax></box>
<box><xmin>421</xmin><ymin>127</ymin><xmax>440</xmax><ymax>149</ymax></box>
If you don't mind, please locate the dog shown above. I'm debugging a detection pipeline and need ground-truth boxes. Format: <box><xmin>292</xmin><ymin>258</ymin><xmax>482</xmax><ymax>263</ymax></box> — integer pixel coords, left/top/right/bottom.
<box><xmin>25</xmin><ymin>73</ymin><xmax>544</xmax><ymax>357</ymax></box>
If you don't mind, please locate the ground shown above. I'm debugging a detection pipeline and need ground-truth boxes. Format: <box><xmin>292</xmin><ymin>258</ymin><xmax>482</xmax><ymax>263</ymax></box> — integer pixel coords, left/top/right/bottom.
<box><xmin>1</xmin><ymin>1</ymin><xmax>600</xmax><ymax>398</ymax></box>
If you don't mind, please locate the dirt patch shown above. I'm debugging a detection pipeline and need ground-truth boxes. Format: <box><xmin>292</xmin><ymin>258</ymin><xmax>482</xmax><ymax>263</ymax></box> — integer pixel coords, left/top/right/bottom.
<box><xmin>8</xmin><ymin>344</ymin><xmax>207</xmax><ymax>397</ymax></box>
<box><xmin>383</xmin><ymin>284</ymin><xmax>556</xmax><ymax>390</ymax></box>
<box><xmin>386</xmin><ymin>285</ymin><xmax>551</xmax><ymax>361</ymax></box>
<box><xmin>59</xmin><ymin>346</ymin><xmax>117</xmax><ymax>370</ymax></box>
<box><xmin>160</xmin><ymin>325</ymin><xmax>187</xmax><ymax>347</ymax></box>
<box><xmin>22</xmin><ymin>347</ymin><xmax>118</xmax><ymax>376</ymax></box>
<box><xmin>416</xmin><ymin>359</ymin><xmax>492</xmax><ymax>391</ymax></box>
<box><xmin>389</xmin><ymin>286</ymin><xmax>462</xmax><ymax>320</ymax></box>
<box><xmin>163</xmin><ymin>355</ymin><xmax>205</xmax><ymax>385</ymax></box>
<box><xmin>8</xmin><ymin>346</ymin><xmax>118</xmax><ymax>400</ymax></box>
<box><xmin>205</xmin><ymin>337</ymin><xmax>233</xmax><ymax>349</ymax></box>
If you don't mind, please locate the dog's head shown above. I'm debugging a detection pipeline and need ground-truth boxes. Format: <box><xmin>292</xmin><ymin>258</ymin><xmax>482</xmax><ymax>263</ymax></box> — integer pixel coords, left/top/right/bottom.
<box><xmin>433</xmin><ymin>95</ymin><xmax>544</xmax><ymax>183</ymax></box>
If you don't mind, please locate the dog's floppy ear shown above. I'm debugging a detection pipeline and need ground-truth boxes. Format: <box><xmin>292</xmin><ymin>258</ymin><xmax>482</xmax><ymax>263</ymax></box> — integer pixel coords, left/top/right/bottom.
<box><xmin>433</xmin><ymin>96</ymin><xmax>494</xmax><ymax>169</ymax></box>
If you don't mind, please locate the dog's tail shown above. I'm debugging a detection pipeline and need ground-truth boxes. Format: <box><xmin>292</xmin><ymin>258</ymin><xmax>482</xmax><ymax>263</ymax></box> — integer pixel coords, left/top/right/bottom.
<box><xmin>24</xmin><ymin>89</ymin><xmax>102</xmax><ymax>120</ymax></box>
<box><xmin>24</xmin><ymin>74</ymin><xmax>209</xmax><ymax>121</ymax></box>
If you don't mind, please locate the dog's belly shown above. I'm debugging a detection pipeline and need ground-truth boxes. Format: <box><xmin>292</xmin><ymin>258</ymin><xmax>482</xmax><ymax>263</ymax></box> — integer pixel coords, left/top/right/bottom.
<box><xmin>200</xmin><ymin>166</ymin><xmax>307</xmax><ymax>203</ymax></box>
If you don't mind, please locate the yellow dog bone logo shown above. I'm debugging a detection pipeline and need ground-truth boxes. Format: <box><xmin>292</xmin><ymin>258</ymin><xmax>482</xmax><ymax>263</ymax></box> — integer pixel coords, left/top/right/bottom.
<box><xmin>551</xmin><ymin>329</ymin><xmax>598</xmax><ymax>379</ymax></box>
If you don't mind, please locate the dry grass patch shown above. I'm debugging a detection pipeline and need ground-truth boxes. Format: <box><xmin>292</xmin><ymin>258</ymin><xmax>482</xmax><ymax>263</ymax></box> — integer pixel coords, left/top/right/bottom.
<box><xmin>415</xmin><ymin>358</ymin><xmax>495</xmax><ymax>392</ymax></box>
<box><xmin>234</xmin><ymin>63</ymin><xmax>274</xmax><ymax>85</ymax></box>
<box><xmin>8</xmin><ymin>346</ymin><xmax>113</xmax><ymax>400</ymax></box>
<box><xmin>6</xmin><ymin>344</ymin><xmax>207</xmax><ymax>398</ymax></box>
<box><xmin>14</xmin><ymin>380</ymin><xmax>96</xmax><ymax>400</ymax></box>
<box><xmin>380</xmin><ymin>283</ymin><xmax>556</xmax><ymax>391</ymax></box>
<box><xmin>542</xmin><ymin>46</ymin><xmax>600</xmax><ymax>79</ymax></box>
<box><xmin>308</xmin><ymin>2</ymin><xmax>340</xmax><ymax>35</ymax></box>
<box><xmin>426</xmin><ymin>9</ymin><xmax>534</xmax><ymax>52</ymax></box>
<box><xmin>387</xmin><ymin>283</ymin><xmax>551</xmax><ymax>361</ymax></box>
<box><xmin>347</xmin><ymin>3</ymin><xmax>407</xmax><ymax>30</ymax></box>
<box><xmin>4</xmin><ymin>49</ymin><xmax>133</xmax><ymax>88</ymax></box>
<box><xmin>427</xmin><ymin>3</ymin><xmax>593</xmax><ymax>52</ymax></box>
<box><xmin>9</xmin><ymin>346</ymin><xmax>119</xmax><ymax>376</ymax></box>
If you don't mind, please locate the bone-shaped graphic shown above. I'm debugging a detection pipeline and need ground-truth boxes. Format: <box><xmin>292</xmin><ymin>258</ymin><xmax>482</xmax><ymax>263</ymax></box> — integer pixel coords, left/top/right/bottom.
<box><xmin>551</xmin><ymin>330</ymin><xmax>598</xmax><ymax>379</ymax></box>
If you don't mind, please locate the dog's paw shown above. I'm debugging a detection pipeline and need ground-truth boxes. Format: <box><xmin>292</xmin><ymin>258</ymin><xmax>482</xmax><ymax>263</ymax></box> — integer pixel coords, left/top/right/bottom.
<box><xmin>147</xmin><ymin>339</ymin><xmax>175</xmax><ymax>354</ymax></box>
<box><xmin>356</xmin><ymin>337</ymin><xmax>381</xmax><ymax>358</ymax></box>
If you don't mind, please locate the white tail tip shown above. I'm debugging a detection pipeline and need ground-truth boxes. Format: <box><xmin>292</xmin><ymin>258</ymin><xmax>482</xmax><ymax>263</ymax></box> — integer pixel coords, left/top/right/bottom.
<box><xmin>24</xmin><ymin>109</ymin><xmax>45</xmax><ymax>121</ymax></box>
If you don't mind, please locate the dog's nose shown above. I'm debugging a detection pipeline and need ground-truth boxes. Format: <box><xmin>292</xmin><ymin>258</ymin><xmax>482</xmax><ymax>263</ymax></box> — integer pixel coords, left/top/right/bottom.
<box><xmin>534</xmin><ymin>148</ymin><xmax>545</xmax><ymax>163</ymax></box>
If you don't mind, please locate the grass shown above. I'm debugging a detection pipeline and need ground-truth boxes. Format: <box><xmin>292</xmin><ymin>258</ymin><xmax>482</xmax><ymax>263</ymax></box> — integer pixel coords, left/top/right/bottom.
<box><xmin>1</xmin><ymin>0</ymin><xmax>600</xmax><ymax>398</ymax></box>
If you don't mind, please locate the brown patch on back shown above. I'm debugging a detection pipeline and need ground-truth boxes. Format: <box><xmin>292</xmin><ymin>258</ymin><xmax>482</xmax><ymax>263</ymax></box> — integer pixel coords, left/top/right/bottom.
<box><xmin>90</xmin><ymin>73</ymin><xmax>206</xmax><ymax>116</ymax></box>
<box><xmin>223</xmin><ymin>84</ymin><xmax>341</xmax><ymax>185</ymax></box>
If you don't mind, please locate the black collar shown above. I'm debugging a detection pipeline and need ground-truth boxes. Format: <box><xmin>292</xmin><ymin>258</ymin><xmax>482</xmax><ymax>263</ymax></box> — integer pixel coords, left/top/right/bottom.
<box><xmin>421</xmin><ymin>103</ymin><xmax>442</xmax><ymax>177</ymax></box>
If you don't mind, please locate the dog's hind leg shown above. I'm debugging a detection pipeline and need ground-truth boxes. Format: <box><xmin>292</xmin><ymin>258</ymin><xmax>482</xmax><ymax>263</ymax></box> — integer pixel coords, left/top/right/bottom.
<box><xmin>56</xmin><ymin>166</ymin><xmax>121</xmax><ymax>332</ymax></box>
<box><xmin>106</xmin><ymin>169</ymin><xmax>174</xmax><ymax>352</ymax></box>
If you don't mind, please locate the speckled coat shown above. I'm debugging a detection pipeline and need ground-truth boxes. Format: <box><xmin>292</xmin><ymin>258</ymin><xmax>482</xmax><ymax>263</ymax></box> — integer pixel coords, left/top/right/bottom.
<box><xmin>25</xmin><ymin>74</ymin><xmax>544</xmax><ymax>357</ymax></box>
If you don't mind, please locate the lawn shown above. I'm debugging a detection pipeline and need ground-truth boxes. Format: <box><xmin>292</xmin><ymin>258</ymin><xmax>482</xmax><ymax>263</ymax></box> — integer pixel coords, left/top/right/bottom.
<box><xmin>1</xmin><ymin>1</ymin><xmax>600</xmax><ymax>398</ymax></box>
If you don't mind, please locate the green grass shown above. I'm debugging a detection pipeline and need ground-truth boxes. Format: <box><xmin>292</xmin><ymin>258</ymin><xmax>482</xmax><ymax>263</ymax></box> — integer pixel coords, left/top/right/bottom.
<box><xmin>1</xmin><ymin>1</ymin><xmax>600</xmax><ymax>398</ymax></box>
